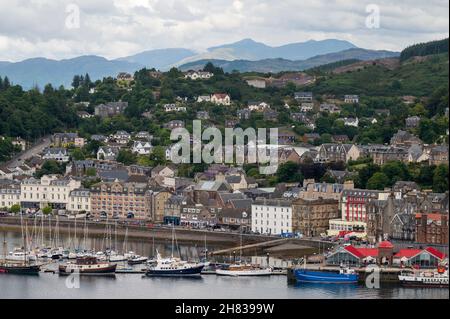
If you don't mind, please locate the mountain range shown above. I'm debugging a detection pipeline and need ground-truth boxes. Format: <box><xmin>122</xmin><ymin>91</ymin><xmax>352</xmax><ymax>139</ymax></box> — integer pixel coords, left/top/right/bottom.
<box><xmin>0</xmin><ymin>38</ymin><xmax>399</xmax><ymax>89</ymax></box>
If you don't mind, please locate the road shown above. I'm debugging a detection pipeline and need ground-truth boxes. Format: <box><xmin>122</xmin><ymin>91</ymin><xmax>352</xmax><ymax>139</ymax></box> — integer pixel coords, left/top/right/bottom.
<box><xmin>6</xmin><ymin>135</ymin><xmax>51</xmax><ymax>167</ymax></box>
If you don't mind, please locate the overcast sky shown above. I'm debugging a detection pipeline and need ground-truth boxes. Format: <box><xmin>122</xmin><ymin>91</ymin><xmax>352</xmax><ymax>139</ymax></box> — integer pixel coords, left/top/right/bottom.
<box><xmin>0</xmin><ymin>0</ymin><xmax>448</xmax><ymax>62</ymax></box>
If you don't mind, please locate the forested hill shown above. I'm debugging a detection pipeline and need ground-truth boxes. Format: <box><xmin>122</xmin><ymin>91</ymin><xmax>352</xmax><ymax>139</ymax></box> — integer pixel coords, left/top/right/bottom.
<box><xmin>400</xmin><ymin>38</ymin><xmax>449</xmax><ymax>61</ymax></box>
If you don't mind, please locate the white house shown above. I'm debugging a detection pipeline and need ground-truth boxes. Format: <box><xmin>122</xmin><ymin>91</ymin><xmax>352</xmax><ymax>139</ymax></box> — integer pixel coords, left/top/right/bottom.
<box><xmin>344</xmin><ymin>95</ymin><xmax>359</xmax><ymax>104</ymax></box>
<box><xmin>42</xmin><ymin>148</ymin><xmax>69</xmax><ymax>162</ymax></box>
<box><xmin>342</xmin><ymin>117</ymin><xmax>359</xmax><ymax>127</ymax></box>
<box><xmin>185</xmin><ymin>71</ymin><xmax>213</xmax><ymax>80</ymax></box>
<box><xmin>300</xmin><ymin>103</ymin><xmax>314</xmax><ymax>112</ymax></box>
<box><xmin>197</xmin><ymin>95</ymin><xmax>211</xmax><ymax>103</ymax></box>
<box><xmin>251</xmin><ymin>199</ymin><xmax>293</xmax><ymax>235</ymax></box>
<box><xmin>164</xmin><ymin>104</ymin><xmax>187</xmax><ymax>112</ymax></box>
<box><xmin>132</xmin><ymin>141</ymin><xmax>152</xmax><ymax>155</ymax></box>
<box><xmin>211</xmin><ymin>93</ymin><xmax>231</xmax><ymax>106</ymax></box>
<box><xmin>247</xmin><ymin>101</ymin><xmax>270</xmax><ymax>111</ymax></box>
<box><xmin>112</xmin><ymin>131</ymin><xmax>131</xmax><ymax>144</ymax></box>
<box><xmin>97</xmin><ymin>146</ymin><xmax>120</xmax><ymax>161</ymax></box>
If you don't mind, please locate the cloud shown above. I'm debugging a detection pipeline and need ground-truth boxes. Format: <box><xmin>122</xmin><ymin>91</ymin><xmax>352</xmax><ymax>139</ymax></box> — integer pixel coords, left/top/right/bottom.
<box><xmin>0</xmin><ymin>0</ymin><xmax>448</xmax><ymax>61</ymax></box>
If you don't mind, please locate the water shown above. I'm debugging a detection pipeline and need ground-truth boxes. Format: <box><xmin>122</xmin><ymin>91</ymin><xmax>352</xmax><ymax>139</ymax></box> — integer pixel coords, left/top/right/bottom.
<box><xmin>1</xmin><ymin>231</ymin><xmax>448</xmax><ymax>299</ymax></box>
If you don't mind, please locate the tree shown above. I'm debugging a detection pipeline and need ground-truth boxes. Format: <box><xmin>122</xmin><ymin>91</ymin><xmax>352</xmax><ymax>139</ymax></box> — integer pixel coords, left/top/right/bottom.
<box><xmin>149</xmin><ymin>146</ymin><xmax>167</xmax><ymax>166</ymax></box>
<box><xmin>276</xmin><ymin>162</ymin><xmax>303</xmax><ymax>183</ymax></box>
<box><xmin>116</xmin><ymin>149</ymin><xmax>137</xmax><ymax>165</ymax></box>
<box><xmin>10</xmin><ymin>204</ymin><xmax>21</xmax><ymax>214</ymax></box>
<box><xmin>381</xmin><ymin>161</ymin><xmax>409</xmax><ymax>186</ymax></box>
<box><xmin>71</xmin><ymin>148</ymin><xmax>85</xmax><ymax>161</ymax></box>
<box><xmin>42</xmin><ymin>206</ymin><xmax>53</xmax><ymax>215</ymax></box>
<box><xmin>86</xmin><ymin>167</ymin><xmax>97</xmax><ymax>176</ymax></box>
<box><xmin>367</xmin><ymin>172</ymin><xmax>390</xmax><ymax>190</ymax></box>
<box><xmin>433</xmin><ymin>164</ymin><xmax>449</xmax><ymax>193</ymax></box>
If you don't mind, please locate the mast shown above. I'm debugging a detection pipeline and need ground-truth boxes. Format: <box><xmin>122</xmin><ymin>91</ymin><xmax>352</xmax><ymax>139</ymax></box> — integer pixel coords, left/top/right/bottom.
<box><xmin>2</xmin><ymin>232</ymin><xmax>7</xmax><ymax>263</ymax></box>
<box><xmin>171</xmin><ymin>224</ymin><xmax>174</xmax><ymax>258</ymax></box>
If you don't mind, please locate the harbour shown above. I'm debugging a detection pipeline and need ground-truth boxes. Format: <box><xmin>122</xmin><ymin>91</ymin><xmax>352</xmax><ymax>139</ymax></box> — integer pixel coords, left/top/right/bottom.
<box><xmin>1</xmin><ymin>230</ymin><xmax>448</xmax><ymax>299</ymax></box>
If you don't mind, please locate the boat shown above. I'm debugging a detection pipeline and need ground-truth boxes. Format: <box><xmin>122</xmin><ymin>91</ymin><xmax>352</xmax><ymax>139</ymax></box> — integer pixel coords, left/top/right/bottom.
<box><xmin>127</xmin><ymin>255</ymin><xmax>148</xmax><ymax>265</ymax></box>
<box><xmin>216</xmin><ymin>264</ymin><xmax>273</xmax><ymax>276</ymax></box>
<box><xmin>398</xmin><ymin>267</ymin><xmax>448</xmax><ymax>288</ymax></box>
<box><xmin>5</xmin><ymin>248</ymin><xmax>37</xmax><ymax>262</ymax></box>
<box><xmin>1</xmin><ymin>224</ymin><xmax>41</xmax><ymax>275</ymax></box>
<box><xmin>0</xmin><ymin>262</ymin><xmax>41</xmax><ymax>275</ymax></box>
<box><xmin>293</xmin><ymin>267</ymin><xmax>358</xmax><ymax>284</ymax></box>
<box><xmin>109</xmin><ymin>251</ymin><xmax>127</xmax><ymax>262</ymax></box>
<box><xmin>58</xmin><ymin>256</ymin><xmax>117</xmax><ymax>275</ymax></box>
<box><xmin>145</xmin><ymin>252</ymin><xmax>204</xmax><ymax>277</ymax></box>
<box><xmin>145</xmin><ymin>226</ymin><xmax>204</xmax><ymax>277</ymax></box>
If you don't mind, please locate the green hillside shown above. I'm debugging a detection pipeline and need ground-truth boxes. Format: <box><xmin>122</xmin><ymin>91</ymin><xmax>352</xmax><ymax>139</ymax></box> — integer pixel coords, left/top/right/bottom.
<box><xmin>310</xmin><ymin>53</ymin><xmax>448</xmax><ymax>97</ymax></box>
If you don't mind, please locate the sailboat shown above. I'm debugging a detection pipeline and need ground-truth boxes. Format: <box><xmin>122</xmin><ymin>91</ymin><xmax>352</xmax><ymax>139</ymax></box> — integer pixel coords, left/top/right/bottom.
<box><xmin>1</xmin><ymin>217</ymin><xmax>41</xmax><ymax>275</ymax></box>
<box><xmin>145</xmin><ymin>225</ymin><xmax>204</xmax><ymax>277</ymax></box>
<box><xmin>215</xmin><ymin>228</ymin><xmax>272</xmax><ymax>277</ymax></box>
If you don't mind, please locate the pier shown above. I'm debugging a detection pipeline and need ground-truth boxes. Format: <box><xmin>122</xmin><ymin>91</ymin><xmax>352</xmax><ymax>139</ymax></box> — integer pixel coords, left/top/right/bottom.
<box><xmin>212</xmin><ymin>238</ymin><xmax>335</xmax><ymax>257</ymax></box>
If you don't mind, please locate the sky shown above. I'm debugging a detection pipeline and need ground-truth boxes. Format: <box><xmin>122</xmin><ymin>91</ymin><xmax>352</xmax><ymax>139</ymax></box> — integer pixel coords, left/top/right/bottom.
<box><xmin>0</xmin><ymin>0</ymin><xmax>448</xmax><ymax>62</ymax></box>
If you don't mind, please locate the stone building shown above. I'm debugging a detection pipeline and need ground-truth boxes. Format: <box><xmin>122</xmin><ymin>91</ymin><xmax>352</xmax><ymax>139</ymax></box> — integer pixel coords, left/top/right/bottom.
<box><xmin>292</xmin><ymin>197</ymin><xmax>339</xmax><ymax>237</ymax></box>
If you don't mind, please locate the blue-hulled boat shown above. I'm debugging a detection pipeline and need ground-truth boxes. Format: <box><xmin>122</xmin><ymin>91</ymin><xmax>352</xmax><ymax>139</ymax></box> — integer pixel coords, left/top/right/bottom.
<box><xmin>294</xmin><ymin>268</ymin><xmax>358</xmax><ymax>284</ymax></box>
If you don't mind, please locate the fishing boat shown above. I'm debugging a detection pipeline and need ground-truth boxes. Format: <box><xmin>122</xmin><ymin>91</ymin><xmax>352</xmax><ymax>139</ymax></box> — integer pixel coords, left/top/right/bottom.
<box><xmin>398</xmin><ymin>267</ymin><xmax>448</xmax><ymax>288</ymax></box>
<box><xmin>216</xmin><ymin>264</ymin><xmax>273</xmax><ymax>276</ymax></box>
<box><xmin>58</xmin><ymin>256</ymin><xmax>117</xmax><ymax>275</ymax></box>
<box><xmin>145</xmin><ymin>252</ymin><xmax>204</xmax><ymax>277</ymax></box>
<box><xmin>294</xmin><ymin>267</ymin><xmax>358</xmax><ymax>284</ymax></box>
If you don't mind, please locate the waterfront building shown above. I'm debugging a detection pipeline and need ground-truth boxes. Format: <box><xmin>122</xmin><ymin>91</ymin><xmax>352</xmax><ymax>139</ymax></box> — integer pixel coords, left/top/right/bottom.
<box><xmin>90</xmin><ymin>181</ymin><xmax>151</xmax><ymax>220</ymax></box>
<box><xmin>151</xmin><ymin>190</ymin><xmax>173</xmax><ymax>223</ymax></box>
<box><xmin>20</xmin><ymin>175</ymin><xmax>81</xmax><ymax>211</ymax></box>
<box><xmin>251</xmin><ymin>198</ymin><xmax>293</xmax><ymax>235</ymax></box>
<box><xmin>327</xmin><ymin>188</ymin><xmax>391</xmax><ymax>237</ymax></box>
<box><xmin>291</xmin><ymin>198</ymin><xmax>339</xmax><ymax>237</ymax></box>
<box><xmin>0</xmin><ymin>179</ymin><xmax>21</xmax><ymax>209</ymax></box>
<box><xmin>299</xmin><ymin>179</ymin><xmax>354</xmax><ymax>201</ymax></box>
<box><xmin>68</xmin><ymin>188</ymin><xmax>91</xmax><ymax>213</ymax></box>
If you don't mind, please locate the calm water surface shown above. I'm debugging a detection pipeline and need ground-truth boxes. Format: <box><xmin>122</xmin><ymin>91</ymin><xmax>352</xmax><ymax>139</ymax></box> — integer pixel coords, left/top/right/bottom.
<box><xmin>1</xmin><ymin>231</ymin><xmax>448</xmax><ymax>299</ymax></box>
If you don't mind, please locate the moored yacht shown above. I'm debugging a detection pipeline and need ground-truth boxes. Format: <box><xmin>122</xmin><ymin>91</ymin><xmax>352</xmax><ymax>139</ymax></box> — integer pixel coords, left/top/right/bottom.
<box><xmin>145</xmin><ymin>252</ymin><xmax>204</xmax><ymax>277</ymax></box>
<box><xmin>216</xmin><ymin>264</ymin><xmax>273</xmax><ymax>277</ymax></box>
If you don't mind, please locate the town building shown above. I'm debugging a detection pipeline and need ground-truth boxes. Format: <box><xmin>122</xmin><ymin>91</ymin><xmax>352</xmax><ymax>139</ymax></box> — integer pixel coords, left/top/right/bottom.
<box><xmin>405</xmin><ymin>116</ymin><xmax>421</xmax><ymax>128</ymax></box>
<box><xmin>251</xmin><ymin>198</ymin><xmax>293</xmax><ymax>235</ymax></box>
<box><xmin>415</xmin><ymin>213</ymin><xmax>449</xmax><ymax>245</ymax></box>
<box><xmin>42</xmin><ymin>148</ymin><xmax>70</xmax><ymax>162</ymax></box>
<box><xmin>94</xmin><ymin>101</ymin><xmax>128</xmax><ymax>118</ymax></box>
<box><xmin>97</xmin><ymin>146</ymin><xmax>120</xmax><ymax>161</ymax></box>
<box><xmin>164</xmin><ymin>104</ymin><xmax>187</xmax><ymax>112</ymax></box>
<box><xmin>20</xmin><ymin>175</ymin><xmax>82</xmax><ymax>211</ymax></box>
<box><xmin>0</xmin><ymin>179</ymin><xmax>21</xmax><ymax>209</ymax></box>
<box><xmin>344</xmin><ymin>95</ymin><xmax>359</xmax><ymax>104</ymax></box>
<box><xmin>68</xmin><ymin>188</ymin><xmax>91</xmax><ymax>213</ymax></box>
<box><xmin>316</xmin><ymin>144</ymin><xmax>361</xmax><ymax>163</ymax></box>
<box><xmin>90</xmin><ymin>181</ymin><xmax>151</xmax><ymax>219</ymax></box>
<box><xmin>184</xmin><ymin>71</ymin><xmax>213</xmax><ymax>80</ymax></box>
<box><xmin>132</xmin><ymin>141</ymin><xmax>152</xmax><ymax>155</ymax></box>
<box><xmin>211</xmin><ymin>93</ymin><xmax>231</xmax><ymax>106</ymax></box>
<box><xmin>328</xmin><ymin>188</ymin><xmax>391</xmax><ymax>237</ymax></box>
<box><xmin>299</xmin><ymin>179</ymin><xmax>354</xmax><ymax>201</ymax></box>
<box><xmin>292</xmin><ymin>197</ymin><xmax>339</xmax><ymax>237</ymax></box>
<box><xmin>294</xmin><ymin>92</ymin><xmax>313</xmax><ymax>102</ymax></box>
